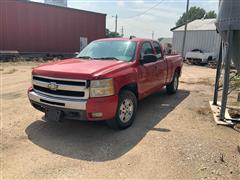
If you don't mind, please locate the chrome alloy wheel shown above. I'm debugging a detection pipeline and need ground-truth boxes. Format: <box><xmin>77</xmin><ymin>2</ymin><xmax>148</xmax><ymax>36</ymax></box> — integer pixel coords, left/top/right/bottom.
<box><xmin>119</xmin><ymin>98</ymin><xmax>134</xmax><ymax>123</ymax></box>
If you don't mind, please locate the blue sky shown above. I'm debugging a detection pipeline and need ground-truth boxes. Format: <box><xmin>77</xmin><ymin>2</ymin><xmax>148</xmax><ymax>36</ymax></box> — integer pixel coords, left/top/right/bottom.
<box><xmin>31</xmin><ymin>0</ymin><xmax>218</xmax><ymax>39</ymax></box>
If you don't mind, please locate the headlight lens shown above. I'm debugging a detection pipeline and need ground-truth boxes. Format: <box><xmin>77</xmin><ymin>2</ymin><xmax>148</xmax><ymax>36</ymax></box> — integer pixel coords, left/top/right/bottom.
<box><xmin>90</xmin><ymin>78</ymin><xmax>114</xmax><ymax>97</ymax></box>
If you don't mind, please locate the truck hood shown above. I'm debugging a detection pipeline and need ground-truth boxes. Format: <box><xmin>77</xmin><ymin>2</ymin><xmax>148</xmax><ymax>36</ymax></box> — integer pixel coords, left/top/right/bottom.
<box><xmin>32</xmin><ymin>58</ymin><xmax>131</xmax><ymax>80</ymax></box>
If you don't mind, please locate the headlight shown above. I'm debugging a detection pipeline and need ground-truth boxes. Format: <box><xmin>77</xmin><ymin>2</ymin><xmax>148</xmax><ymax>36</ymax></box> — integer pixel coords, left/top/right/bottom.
<box><xmin>90</xmin><ymin>78</ymin><xmax>114</xmax><ymax>97</ymax></box>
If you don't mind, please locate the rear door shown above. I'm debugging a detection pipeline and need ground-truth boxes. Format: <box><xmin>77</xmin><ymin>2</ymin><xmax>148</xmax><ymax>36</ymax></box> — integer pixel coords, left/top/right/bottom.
<box><xmin>138</xmin><ymin>41</ymin><xmax>158</xmax><ymax>96</ymax></box>
<box><xmin>152</xmin><ymin>41</ymin><xmax>167</xmax><ymax>87</ymax></box>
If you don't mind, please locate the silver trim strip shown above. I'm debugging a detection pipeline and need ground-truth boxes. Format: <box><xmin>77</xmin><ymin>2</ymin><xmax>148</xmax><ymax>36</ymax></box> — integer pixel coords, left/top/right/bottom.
<box><xmin>29</xmin><ymin>91</ymin><xmax>87</xmax><ymax>110</ymax></box>
<box><xmin>33</xmin><ymin>80</ymin><xmax>87</xmax><ymax>92</ymax></box>
<box><xmin>34</xmin><ymin>89</ymin><xmax>87</xmax><ymax>100</ymax></box>
<box><xmin>33</xmin><ymin>75</ymin><xmax>87</xmax><ymax>82</ymax></box>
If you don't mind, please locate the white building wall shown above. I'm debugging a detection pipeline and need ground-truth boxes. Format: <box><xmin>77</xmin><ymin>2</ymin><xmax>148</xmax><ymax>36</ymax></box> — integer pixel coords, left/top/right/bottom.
<box><xmin>172</xmin><ymin>30</ymin><xmax>221</xmax><ymax>58</ymax></box>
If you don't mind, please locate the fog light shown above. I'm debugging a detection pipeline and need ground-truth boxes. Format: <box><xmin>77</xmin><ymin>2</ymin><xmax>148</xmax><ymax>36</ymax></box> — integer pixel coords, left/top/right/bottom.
<box><xmin>91</xmin><ymin>112</ymin><xmax>103</xmax><ymax>118</ymax></box>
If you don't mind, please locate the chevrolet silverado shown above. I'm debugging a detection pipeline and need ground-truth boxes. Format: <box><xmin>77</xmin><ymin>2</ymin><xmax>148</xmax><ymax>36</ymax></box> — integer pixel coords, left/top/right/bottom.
<box><xmin>28</xmin><ymin>38</ymin><xmax>182</xmax><ymax>129</ymax></box>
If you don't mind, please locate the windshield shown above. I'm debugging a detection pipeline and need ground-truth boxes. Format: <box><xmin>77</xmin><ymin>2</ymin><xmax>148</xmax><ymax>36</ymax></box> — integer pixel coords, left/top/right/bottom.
<box><xmin>77</xmin><ymin>40</ymin><xmax>137</xmax><ymax>62</ymax></box>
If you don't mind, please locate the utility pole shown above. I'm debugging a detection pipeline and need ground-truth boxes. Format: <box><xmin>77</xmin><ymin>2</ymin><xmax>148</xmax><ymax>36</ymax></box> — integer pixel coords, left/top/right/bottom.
<box><xmin>112</xmin><ymin>14</ymin><xmax>118</xmax><ymax>33</ymax></box>
<box><xmin>121</xmin><ymin>26</ymin><xmax>124</xmax><ymax>37</ymax></box>
<box><xmin>152</xmin><ymin>31</ymin><xmax>154</xmax><ymax>39</ymax></box>
<box><xmin>181</xmin><ymin>0</ymin><xmax>190</xmax><ymax>58</ymax></box>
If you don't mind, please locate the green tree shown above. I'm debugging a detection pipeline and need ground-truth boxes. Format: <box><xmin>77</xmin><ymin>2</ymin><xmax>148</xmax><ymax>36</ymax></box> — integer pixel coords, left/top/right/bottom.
<box><xmin>205</xmin><ymin>10</ymin><xmax>217</xmax><ymax>19</ymax></box>
<box><xmin>176</xmin><ymin>6</ymin><xmax>217</xmax><ymax>26</ymax></box>
<box><xmin>106</xmin><ymin>28</ymin><xmax>121</xmax><ymax>38</ymax></box>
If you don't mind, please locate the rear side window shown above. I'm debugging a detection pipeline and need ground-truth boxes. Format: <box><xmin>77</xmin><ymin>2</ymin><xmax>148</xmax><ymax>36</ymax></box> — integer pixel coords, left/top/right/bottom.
<box><xmin>153</xmin><ymin>42</ymin><xmax>163</xmax><ymax>59</ymax></box>
<box><xmin>140</xmin><ymin>42</ymin><xmax>154</xmax><ymax>59</ymax></box>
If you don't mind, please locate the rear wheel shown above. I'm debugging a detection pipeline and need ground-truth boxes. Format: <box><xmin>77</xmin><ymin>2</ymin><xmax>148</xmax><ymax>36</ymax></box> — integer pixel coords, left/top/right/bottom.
<box><xmin>106</xmin><ymin>90</ymin><xmax>137</xmax><ymax>129</ymax></box>
<box><xmin>166</xmin><ymin>71</ymin><xmax>179</xmax><ymax>94</ymax></box>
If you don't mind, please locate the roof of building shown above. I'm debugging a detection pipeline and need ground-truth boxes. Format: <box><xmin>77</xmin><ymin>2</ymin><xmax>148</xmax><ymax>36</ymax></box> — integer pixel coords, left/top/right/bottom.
<box><xmin>171</xmin><ymin>18</ymin><xmax>217</xmax><ymax>32</ymax></box>
<box><xmin>18</xmin><ymin>0</ymin><xmax>106</xmax><ymax>16</ymax></box>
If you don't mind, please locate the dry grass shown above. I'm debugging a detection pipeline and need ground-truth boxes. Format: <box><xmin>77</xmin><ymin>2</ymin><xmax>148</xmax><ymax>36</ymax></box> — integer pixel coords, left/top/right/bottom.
<box><xmin>228</xmin><ymin>109</ymin><xmax>240</xmax><ymax>119</ymax></box>
<box><xmin>180</xmin><ymin>78</ymin><xmax>214</xmax><ymax>86</ymax></box>
<box><xmin>3</xmin><ymin>68</ymin><xmax>18</xmax><ymax>74</ymax></box>
<box><xmin>231</xmin><ymin>74</ymin><xmax>240</xmax><ymax>90</ymax></box>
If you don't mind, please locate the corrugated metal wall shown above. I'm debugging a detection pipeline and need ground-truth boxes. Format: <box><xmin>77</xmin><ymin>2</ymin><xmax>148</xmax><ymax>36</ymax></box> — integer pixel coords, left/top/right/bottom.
<box><xmin>0</xmin><ymin>0</ymin><xmax>106</xmax><ymax>53</ymax></box>
<box><xmin>172</xmin><ymin>30</ymin><xmax>221</xmax><ymax>57</ymax></box>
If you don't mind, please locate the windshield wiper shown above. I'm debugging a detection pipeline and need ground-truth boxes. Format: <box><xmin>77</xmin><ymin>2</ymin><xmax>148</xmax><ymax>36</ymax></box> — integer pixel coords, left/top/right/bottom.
<box><xmin>76</xmin><ymin>56</ymin><xmax>92</xmax><ymax>59</ymax></box>
<box><xmin>95</xmin><ymin>57</ymin><xmax>119</xmax><ymax>60</ymax></box>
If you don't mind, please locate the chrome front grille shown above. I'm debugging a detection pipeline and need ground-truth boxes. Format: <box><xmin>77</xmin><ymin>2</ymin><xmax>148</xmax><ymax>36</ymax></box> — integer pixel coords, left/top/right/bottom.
<box><xmin>32</xmin><ymin>75</ymin><xmax>89</xmax><ymax>99</ymax></box>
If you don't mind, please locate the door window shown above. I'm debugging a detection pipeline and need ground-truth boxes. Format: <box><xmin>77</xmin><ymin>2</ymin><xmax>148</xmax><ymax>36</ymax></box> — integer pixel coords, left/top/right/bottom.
<box><xmin>140</xmin><ymin>42</ymin><xmax>154</xmax><ymax>59</ymax></box>
<box><xmin>153</xmin><ymin>42</ymin><xmax>163</xmax><ymax>59</ymax></box>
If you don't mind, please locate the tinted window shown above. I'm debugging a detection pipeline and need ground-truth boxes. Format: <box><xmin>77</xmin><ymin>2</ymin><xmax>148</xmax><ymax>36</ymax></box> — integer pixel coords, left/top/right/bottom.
<box><xmin>153</xmin><ymin>42</ymin><xmax>163</xmax><ymax>59</ymax></box>
<box><xmin>140</xmin><ymin>42</ymin><xmax>154</xmax><ymax>59</ymax></box>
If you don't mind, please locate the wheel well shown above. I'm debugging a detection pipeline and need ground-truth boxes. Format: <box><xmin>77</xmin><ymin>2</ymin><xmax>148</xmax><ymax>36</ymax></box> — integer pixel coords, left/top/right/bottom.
<box><xmin>119</xmin><ymin>83</ymin><xmax>138</xmax><ymax>99</ymax></box>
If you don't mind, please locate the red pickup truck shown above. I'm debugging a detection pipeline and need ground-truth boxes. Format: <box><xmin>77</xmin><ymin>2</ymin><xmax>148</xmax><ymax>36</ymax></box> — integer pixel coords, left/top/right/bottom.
<box><xmin>28</xmin><ymin>38</ymin><xmax>182</xmax><ymax>129</ymax></box>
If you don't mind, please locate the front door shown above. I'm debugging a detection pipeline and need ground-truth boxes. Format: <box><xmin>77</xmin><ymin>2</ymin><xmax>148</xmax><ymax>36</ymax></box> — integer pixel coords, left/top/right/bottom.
<box><xmin>138</xmin><ymin>41</ymin><xmax>158</xmax><ymax>97</ymax></box>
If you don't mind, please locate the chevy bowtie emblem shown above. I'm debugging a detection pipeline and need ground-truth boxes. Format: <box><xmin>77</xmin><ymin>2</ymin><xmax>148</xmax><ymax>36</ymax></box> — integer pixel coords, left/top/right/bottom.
<box><xmin>48</xmin><ymin>82</ymin><xmax>58</xmax><ymax>91</ymax></box>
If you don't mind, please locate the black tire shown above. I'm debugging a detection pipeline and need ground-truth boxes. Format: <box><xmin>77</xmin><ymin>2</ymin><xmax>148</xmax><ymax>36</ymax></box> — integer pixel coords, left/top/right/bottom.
<box><xmin>106</xmin><ymin>90</ymin><xmax>137</xmax><ymax>130</ymax></box>
<box><xmin>166</xmin><ymin>71</ymin><xmax>179</xmax><ymax>94</ymax></box>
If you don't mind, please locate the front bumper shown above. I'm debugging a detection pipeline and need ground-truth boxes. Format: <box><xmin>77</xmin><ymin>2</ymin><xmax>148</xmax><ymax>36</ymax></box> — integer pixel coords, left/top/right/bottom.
<box><xmin>28</xmin><ymin>90</ymin><xmax>118</xmax><ymax>121</ymax></box>
<box><xmin>28</xmin><ymin>91</ymin><xmax>87</xmax><ymax>110</ymax></box>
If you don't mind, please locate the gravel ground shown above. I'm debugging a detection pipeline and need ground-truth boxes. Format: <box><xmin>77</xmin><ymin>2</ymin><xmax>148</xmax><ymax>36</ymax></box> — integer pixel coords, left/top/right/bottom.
<box><xmin>1</xmin><ymin>62</ymin><xmax>240</xmax><ymax>179</ymax></box>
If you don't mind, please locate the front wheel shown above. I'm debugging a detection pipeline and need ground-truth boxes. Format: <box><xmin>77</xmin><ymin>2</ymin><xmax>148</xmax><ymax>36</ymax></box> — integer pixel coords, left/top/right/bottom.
<box><xmin>106</xmin><ymin>90</ymin><xmax>137</xmax><ymax>129</ymax></box>
<box><xmin>166</xmin><ymin>72</ymin><xmax>179</xmax><ymax>94</ymax></box>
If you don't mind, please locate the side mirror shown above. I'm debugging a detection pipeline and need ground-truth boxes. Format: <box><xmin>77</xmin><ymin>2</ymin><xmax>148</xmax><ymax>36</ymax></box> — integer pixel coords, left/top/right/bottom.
<box><xmin>141</xmin><ymin>54</ymin><xmax>157</xmax><ymax>64</ymax></box>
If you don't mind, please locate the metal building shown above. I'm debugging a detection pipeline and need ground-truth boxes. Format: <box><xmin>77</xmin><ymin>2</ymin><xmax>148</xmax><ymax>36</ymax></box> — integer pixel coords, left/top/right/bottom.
<box><xmin>171</xmin><ymin>19</ymin><xmax>221</xmax><ymax>58</ymax></box>
<box><xmin>45</xmin><ymin>0</ymin><xmax>67</xmax><ymax>7</ymax></box>
<box><xmin>0</xmin><ymin>0</ymin><xmax>106</xmax><ymax>54</ymax></box>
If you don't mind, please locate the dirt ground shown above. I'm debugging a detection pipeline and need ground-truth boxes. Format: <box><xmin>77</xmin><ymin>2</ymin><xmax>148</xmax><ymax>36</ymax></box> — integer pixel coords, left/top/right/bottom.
<box><xmin>1</xmin><ymin>62</ymin><xmax>240</xmax><ymax>179</ymax></box>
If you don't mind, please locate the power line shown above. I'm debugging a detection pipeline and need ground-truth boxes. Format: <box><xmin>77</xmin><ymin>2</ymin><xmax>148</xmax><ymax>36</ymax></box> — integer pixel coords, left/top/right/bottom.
<box><xmin>117</xmin><ymin>0</ymin><xmax>166</xmax><ymax>37</ymax></box>
<box><xmin>125</xmin><ymin>0</ymin><xmax>166</xmax><ymax>19</ymax></box>
<box><xmin>110</xmin><ymin>0</ymin><xmax>167</xmax><ymax>38</ymax></box>
<box><xmin>108</xmin><ymin>0</ymin><xmax>166</xmax><ymax>33</ymax></box>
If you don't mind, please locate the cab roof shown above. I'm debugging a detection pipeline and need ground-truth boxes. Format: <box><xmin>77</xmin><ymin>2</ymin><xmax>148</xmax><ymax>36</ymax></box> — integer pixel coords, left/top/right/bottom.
<box><xmin>95</xmin><ymin>37</ymin><xmax>156</xmax><ymax>43</ymax></box>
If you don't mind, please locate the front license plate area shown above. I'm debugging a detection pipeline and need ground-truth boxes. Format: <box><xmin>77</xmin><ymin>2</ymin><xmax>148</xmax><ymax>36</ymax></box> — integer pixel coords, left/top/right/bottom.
<box><xmin>45</xmin><ymin>109</ymin><xmax>62</xmax><ymax>122</ymax></box>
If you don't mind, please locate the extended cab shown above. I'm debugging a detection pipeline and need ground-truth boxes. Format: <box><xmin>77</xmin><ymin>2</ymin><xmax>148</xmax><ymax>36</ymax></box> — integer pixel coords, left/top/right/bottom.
<box><xmin>28</xmin><ymin>38</ymin><xmax>182</xmax><ymax>129</ymax></box>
